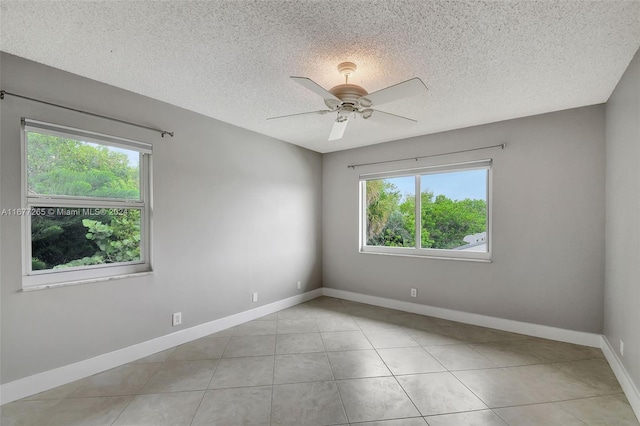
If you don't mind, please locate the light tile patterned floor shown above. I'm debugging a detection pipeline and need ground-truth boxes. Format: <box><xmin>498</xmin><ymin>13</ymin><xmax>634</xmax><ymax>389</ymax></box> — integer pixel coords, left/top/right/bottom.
<box><xmin>2</xmin><ymin>296</ymin><xmax>638</xmax><ymax>425</ymax></box>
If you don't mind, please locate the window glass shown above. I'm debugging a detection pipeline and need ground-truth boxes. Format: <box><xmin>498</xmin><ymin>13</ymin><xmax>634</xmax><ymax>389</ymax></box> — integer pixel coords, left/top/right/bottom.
<box><xmin>365</xmin><ymin>176</ymin><xmax>415</xmax><ymax>248</ymax></box>
<box><xmin>27</xmin><ymin>131</ymin><xmax>140</xmax><ymax>200</ymax></box>
<box><xmin>361</xmin><ymin>162</ymin><xmax>490</xmax><ymax>260</ymax></box>
<box><xmin>31</xmin><ymin>207</ymin><xmax>141</xmax><ymax>271</ymax></box>
<box><xmin>420</xmin><ymin>169</ymin><xmax>487</xmax><ymax>251</ymax></box>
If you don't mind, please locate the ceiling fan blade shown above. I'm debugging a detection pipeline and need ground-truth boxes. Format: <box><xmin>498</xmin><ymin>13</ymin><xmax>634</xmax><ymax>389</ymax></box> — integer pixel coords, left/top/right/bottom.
<box><xmin>328</xmin><ymin>118</ymin><xmax>348</xmax><ymax>141</ymax></box>
<box><xmin>365</xmin><ymin>109</ymin><xmax>417</xmax><ymax>126</ymax></box>
<box><xmin>291</xmin><ymin>76</ymin><xmax>340</xmax><ymax>101</ymax></box>
<box><xmin>267</xmin><ymin>110</ymin><xmax>331</xmax><ymax>120</ymax></box>
<box><xmin>360</xmin><ymin>77</ymin><xmax>428</xmax><ymax>107</ymax></box>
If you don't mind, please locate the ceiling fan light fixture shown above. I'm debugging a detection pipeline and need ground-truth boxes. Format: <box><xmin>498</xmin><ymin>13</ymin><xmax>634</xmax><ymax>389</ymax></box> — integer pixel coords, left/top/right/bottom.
<box><xmin>361</xmin><ymin>109</ymin><xmax>373</xmax><ymax>119</ymax></box>
<box><xmin>358</xmin><ymin>97</ymin><xmax>372</xmax><ymax>108</ymax></box>
<box><xmin>324</xmin><ymin>98</ymin><xmax>341</xmax><ymax>109</ymax></box>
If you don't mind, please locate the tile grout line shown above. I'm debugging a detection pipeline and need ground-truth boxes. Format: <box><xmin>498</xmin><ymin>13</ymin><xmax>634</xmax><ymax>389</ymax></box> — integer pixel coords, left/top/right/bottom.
<box><xmin>269</xmin><ymin>331</ymin><xmax>276</xmax><ymax>426</ymax></box>
<box><xmin>187</xmin><ymin>390</ymin><xmax>208</xmax><ymax>426</ymax></box>
<box><xmin>331</xmin><ymin>298</ymin><xmax>361</xmax><ymax>424</ymax></box>
<box><xmin>203</xmin><ymin>337</ymin><xmax>229</xmax><ymax>388</ymax></box>
<box><xmin>490</xmin><ymin>392</ymin><xmax>632</xmax><ymax>410</ymax></box>
<box><xmin>106</xmin><ymin>360</ymin><xmax>168</xmax><ymax>426</ymax></box>
<box><xmin>187</xmin><ymin>335</ymin><xmax>231</xmax><ymax>426</ymax></box>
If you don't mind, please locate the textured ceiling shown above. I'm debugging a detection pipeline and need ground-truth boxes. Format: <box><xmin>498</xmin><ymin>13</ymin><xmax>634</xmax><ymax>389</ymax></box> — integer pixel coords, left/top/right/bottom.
<box><xmin>1</xmin><ymin>1</ymin><xmax>639</xmax><ymax>153</ymax></box>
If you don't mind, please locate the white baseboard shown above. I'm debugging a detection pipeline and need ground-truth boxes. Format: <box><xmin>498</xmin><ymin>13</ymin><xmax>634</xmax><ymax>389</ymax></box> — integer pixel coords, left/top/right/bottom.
<box><xmin>601</xmin><ymin>336</ymin><xmax>640</xmax><ymax>419</ymax></box>
<box><xmin>322</xmin><ymin>287</ymin><xmax>602</xmax><ymax>347</ymax></box>
<box><xmin>0</xmin><ymin>288</ymin><xmax>323</xmax><ymax>405</ymax></box>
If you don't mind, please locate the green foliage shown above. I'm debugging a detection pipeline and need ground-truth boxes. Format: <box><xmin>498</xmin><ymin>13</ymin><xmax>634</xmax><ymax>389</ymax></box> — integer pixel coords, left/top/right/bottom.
<box><xmin>53</xmin><ymin>212</ymin><xmax>141</xmax><ymax>269</ymax></box>
<box><xmin>365</xmin><ymin>180</ymin><xmax>403</xmax><ymax>242</ymax></box>
<box><xmin>83</xmin><ymin>213</ymin><xmax>141</xmax><ymax>263</ymax></box>
<box><xmin>31</xmin><ymin>258</ymin><xmax>47</xmax><ymax>270</ymax></box>
<box><xmin>421</xmin><ymin>194</ymin><xmax>487</xmax><ymax>249</ymax></box>
<box><xmin>55</xmin><ymin>255</ymin><xmax>106</xmax><ymax>269</ymax></box>
<box><xmin>31</xmin><ymin>223</ymin><xmax>64</xmax><ymax>242</ymax></box>
<box><xmin>28</xmin><ymin>132</ymin><xmax>142</xmax><ymax>270</ymax></box>
<box><xmin>31</xmin><ymin>213</ymin><xmax>103</xmax><ymax>268</ymax></box>
<box><xmin>27</xmin><ymin>132</ymin><xmax>139</xmax><ymax>199</ymax></box>
<box><xmin>366</xmin><ymin>179</ymin><xmax>487</xmax><ymax>250</ymax></box>
<box><xmin>368</xmin><ymin>210</ymin><xmax>414</xmax><ymax>247</ymax></box>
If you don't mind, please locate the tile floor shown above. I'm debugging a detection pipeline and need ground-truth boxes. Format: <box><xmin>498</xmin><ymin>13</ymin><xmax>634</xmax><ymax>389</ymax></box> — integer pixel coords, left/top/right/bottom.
<box><xmin>2</xmin><ymin>296</ymin><xmax>638</xmax><ymax>425</ymax></box>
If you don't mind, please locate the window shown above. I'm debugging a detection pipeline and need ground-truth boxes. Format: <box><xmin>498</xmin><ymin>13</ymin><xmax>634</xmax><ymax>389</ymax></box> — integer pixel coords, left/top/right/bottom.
<box><xmin>21</xmin><ymin>119</ymin><xmax>152</xmax><ymax>288</ymax></box>
<box><xmin>360</xmin><ymin>160</ymin><xmax>491</xmax><ymax>261</ymax></box>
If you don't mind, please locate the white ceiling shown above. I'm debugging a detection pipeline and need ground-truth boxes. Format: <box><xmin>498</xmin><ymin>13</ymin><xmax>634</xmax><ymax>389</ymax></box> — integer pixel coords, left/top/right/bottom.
<box><xmin>1</xmin><ymin>1</ymin><xmax>639</xmax><ymax>153</ymax></box>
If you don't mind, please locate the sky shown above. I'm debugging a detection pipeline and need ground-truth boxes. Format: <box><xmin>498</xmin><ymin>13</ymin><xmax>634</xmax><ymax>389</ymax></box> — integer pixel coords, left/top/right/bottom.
<box><xmin>388</xmin><ymin>169</ymin><xmax>487</xmax><ymax>201</ymax></box>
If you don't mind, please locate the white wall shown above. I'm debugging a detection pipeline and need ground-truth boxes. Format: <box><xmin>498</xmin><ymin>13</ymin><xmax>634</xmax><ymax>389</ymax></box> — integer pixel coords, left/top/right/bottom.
<box><xmin>323</xmin><ymin>105</ymin><xmax>606</xmax><ymax>333</ymax></box>
<box><xmin>0</xmin><ymin>53</ymin><xmax>323</xmax><ymax>383</ymax></box>
<box><xmin>605</xmin><ymin>48</ymin><xmax>640</xmax><ymax>392</ymax></box>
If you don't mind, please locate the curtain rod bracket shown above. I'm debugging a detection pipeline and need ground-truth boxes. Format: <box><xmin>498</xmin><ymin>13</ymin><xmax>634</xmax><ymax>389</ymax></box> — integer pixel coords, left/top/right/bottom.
<box><xmin>0</xmin><ymin>89</ymin><xmax>174</xmax><ymax>138</ymax></box>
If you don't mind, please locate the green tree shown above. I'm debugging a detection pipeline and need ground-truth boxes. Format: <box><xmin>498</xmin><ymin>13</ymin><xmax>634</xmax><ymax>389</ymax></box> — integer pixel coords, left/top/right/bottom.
<box><xmin>365</xmin><ymin>180</ymin><xmax>402</xmax><ymax>242</ymax></box>
<box><xmin>54</xmin><ymin>210</ymin><xmax>141</xmax><ymax>269</ymax></box>
<box><xmin>365</xmin><ymin>179</ymin><xmax>415</xmax><ymax>248</ymax></box>
<box><xmin>27</xmin><ymin>132</ymin><xmax>139</xmax><ymax>199</ymax></box>
<box><xmin>419</xmin><ymin>190</ymin><xmax>436</xmax><ymax>247</ymax></box>
<box><xmin>422</xmin><ymin>193</ymin><xmax>486</xmax><ymax>249</ymax></box>
<box><xmin>31</xmin><ymin>212</ymin><xmax>108</xmax><ymax>269</ymax></box>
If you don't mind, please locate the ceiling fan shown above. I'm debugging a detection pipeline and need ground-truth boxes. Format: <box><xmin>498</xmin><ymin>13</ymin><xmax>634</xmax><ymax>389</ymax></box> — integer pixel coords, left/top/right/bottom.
<box><xmin>267</xmin><ymin>62</ymin><xmax>428</xmax><ymax>141</ymax></box>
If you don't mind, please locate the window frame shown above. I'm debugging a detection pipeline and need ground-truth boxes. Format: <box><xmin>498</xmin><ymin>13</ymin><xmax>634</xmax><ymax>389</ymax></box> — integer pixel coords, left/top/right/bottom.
<box><xmin>21</xmin><ymin>118</ymin><xmax>153</xmax><ymax>289</ymax></box>
<box><xmin>359</xmin><ymin>159</ymin><xmax>492</xmax><ymax>262</ymax></box>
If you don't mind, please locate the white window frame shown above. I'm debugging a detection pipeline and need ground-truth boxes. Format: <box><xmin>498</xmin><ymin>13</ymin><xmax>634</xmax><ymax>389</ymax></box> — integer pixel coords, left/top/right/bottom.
<box><xmin>21</xmin><ymin>118</ymin><xmax>153</xmax><ymax>289</ymax></box>
<box><xmin>359</xmin><ymin>159</ymin><xmax>492</xmax><ymax>262</ymax></box>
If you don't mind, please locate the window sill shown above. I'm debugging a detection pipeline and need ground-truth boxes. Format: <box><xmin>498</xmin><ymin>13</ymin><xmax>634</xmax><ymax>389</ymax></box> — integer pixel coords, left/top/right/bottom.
<box><xmin>21</xmin><ymin>271</ymin><xmax>154</xmax><ymax>292</ymax></box>
<box><xmin>359</xmin><ymin>249</ymin><xmax>493</xmax><ymax>263</ymax></box>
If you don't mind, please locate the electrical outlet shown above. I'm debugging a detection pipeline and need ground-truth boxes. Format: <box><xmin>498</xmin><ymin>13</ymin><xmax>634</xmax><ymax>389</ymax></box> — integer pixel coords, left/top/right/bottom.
<box><xmin>297</xmin><ymin>281</ymin><xmax>302</xmax><ymax>290</ymax></box>
<box><xmin>252</xmin><ymin>292</ymin><xmax>258</xmax><ymax>303</ymax></box>
<box><xmin>410</xmin><ymin>288</ymin><xmax>417</xmax><ymax>298</ymax></box>
<box><xmin>620</xmin><ymin>340</ymin><xmax>624</xmax><ymax>356</ymax></box>
<box><xmin>172</xmin><ymin>312</ymin><xmax>182</xmax><ymax>326</ymax></box>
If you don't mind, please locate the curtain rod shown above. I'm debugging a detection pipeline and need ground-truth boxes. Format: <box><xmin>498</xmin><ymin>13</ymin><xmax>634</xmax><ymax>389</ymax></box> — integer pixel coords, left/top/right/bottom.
<box><xmin>347</xmin><ymin>143</ymin><xmax>505</xmax><ymax>169</ymax></box>
<box><xmin>0</xmin><ymin>90</ymin><xmax>174</xmax><ymax>138</ymax></box>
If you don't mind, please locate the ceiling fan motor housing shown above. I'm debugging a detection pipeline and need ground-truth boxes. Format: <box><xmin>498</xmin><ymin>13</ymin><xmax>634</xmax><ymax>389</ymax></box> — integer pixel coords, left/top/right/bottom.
<box><xmin>327</xmin><ymin>84</ymin><xmax>369</xmax><ymax>108</ymax></box>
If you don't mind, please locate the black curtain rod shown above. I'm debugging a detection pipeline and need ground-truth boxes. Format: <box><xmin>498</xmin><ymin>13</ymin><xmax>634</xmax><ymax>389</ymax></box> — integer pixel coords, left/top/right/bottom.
<box><xmin>0</xmin><ymin>90</ymin><xmax>174</xmax><ymax>138</ymax></box>
<box><xmin>347</xmin><ymin>143</ymin><xmax>506</xmax><ymax>169</ymax></box>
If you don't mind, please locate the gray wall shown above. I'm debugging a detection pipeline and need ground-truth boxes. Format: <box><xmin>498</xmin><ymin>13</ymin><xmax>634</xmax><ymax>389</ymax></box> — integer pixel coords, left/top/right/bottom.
<box><xmin>0</xmin><ymin>53</ymin><xmax>323</xmax><ymax>383</ymax></box>
<box><xmin>323</xmin><ymin>105</ymin><xmax>606</xmax><ymax>333</ymax></box>
<box><xmin>605</xmin><ymin>49</ymin><xmax>640</xmax><ymax>390</ymax></box>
